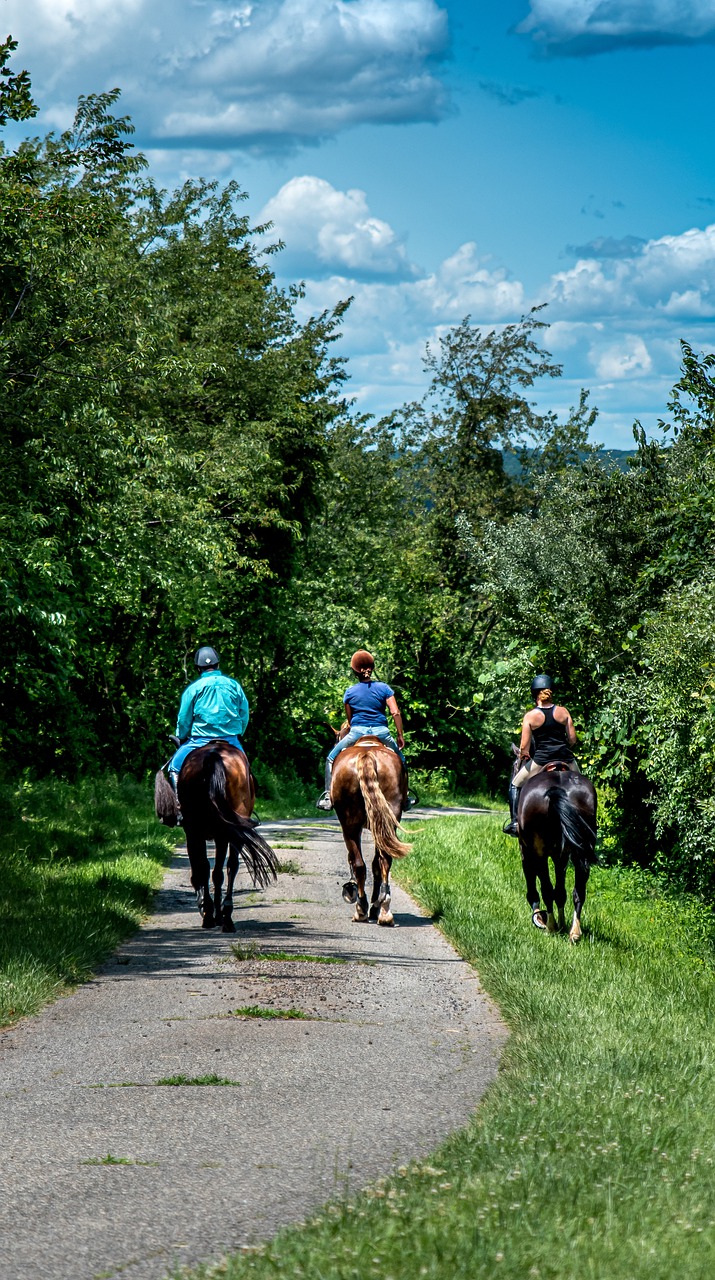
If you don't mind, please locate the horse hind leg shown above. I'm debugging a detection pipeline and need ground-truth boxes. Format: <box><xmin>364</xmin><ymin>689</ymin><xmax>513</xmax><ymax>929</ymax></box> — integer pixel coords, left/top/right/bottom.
<box><xmin>369</xmin><ymin>849</ymin><xmax>381</xmax><ymax>922</ymax></box>
<box><xmin>554</xmin><ymin>854</ymin><xmax>568</xmax><ymax>933</ymax></box>
<box><xmin>377</xmin><ymin>851</ymin><xmax>394</xmax><ymax>927</ymax></box>
<box><xmin>522</xmin><ymin>851</ymin><xmax>547</xmax><ymax>929</ymax></box>
<box><xmin>187</xmin><ymin>832</ymin><xmax>215</xmax><ymax>928</ymax></box>
<box><xmin>221</xmin><ymin>843</ymin><xmax>240</xmax><ymax>933</ymax></box>
<box><xmin>212</xmin><ymin>838</ymin><xmax>227</xmax><ymax>923</ymax></box>
<box><xmin>569</xmin><ymin>860</ymin><xmax>590</xmax><ymax>944</ymax></box>
<box><xmin>343</xmin><ymin>829</ymin><xmax>368</xmax><ymax>922</ymax></box>
<box><xmin>536</xmin><ymin>856</ymin><xmax>558</xmax><ymax>934</ymax></box>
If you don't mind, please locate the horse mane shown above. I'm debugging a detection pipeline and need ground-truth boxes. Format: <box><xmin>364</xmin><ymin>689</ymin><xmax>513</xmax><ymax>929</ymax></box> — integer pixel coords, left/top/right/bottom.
<box><xmin>544</xmin><ymin>785</ymin><xmax>598</xmax><ymax>867</ymax></box>
<box><xmin>201</xmin><ymin>750</ymin><xmax>278</xmax><ymax>889</ymax></box>
<box><xmin>154</xmin><ymin>768</ymin><xmax>180</xmax><ymax>826</ymax></box>
<box><xmin>355</xmin><ymin>752</ymin><xmax>411</xmax><ymax>858</ymax></box>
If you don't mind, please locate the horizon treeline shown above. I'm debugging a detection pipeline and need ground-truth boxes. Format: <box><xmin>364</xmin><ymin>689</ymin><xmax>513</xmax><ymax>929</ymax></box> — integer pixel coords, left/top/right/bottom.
<box><xmin>4</xmin><ymin>43</ymin><xmax>715</xmax><ymax>897</ymax></box>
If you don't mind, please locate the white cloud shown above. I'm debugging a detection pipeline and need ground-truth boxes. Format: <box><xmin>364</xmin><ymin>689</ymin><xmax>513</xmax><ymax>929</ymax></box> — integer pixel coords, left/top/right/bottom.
<box><xmin>260</xmin><ymin>176</ymin><xmax>415</xmax><ymax>277</ymax></box>
<box><xmin>276</xmin><ymin>208</ymin><xmax>715</xmax><ymax>439</ymax></box>
<box><xmin>548</xmin><ymin>224</ymin><xmax>715</xmax><ymax>318</ymax></box>
<box><xmin>593</xmin><ymin>334</ymin><xmax>653</xmax><ymax>380</ymax></box>
<box><xmin>518</xmin><ymin>0</ymin><xmax>715</xmax><ymax>54</ymax></box>
<box><xmin>8</xmin><ymin>0</ymin><xmax>449</xmax><ymax>150</ymax></box>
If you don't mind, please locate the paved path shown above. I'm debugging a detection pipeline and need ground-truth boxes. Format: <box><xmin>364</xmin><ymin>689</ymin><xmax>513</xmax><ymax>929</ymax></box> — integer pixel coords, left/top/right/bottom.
<box><xmin>0</xmin><ymin>811</ymin><xmax>506</xmax><ymax>1280</ymax></box>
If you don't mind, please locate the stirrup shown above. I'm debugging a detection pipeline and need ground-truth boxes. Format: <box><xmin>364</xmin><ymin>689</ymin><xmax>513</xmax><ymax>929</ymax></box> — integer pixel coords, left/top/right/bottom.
<box><xmin>315</xmin><ymin>791</ymin><xmax>333</xmax><ymax>811</ymax></box>
<box><xmin>502</xmin><ymin>818</ymin><xmax>519</xmax><ymax>837</ymax></box>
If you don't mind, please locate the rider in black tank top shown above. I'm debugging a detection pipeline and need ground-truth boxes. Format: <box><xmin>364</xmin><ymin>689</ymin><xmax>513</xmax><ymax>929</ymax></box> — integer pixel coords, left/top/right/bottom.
<box><xmin>532</xmin><ymin>704</ymin><xmax>575</xmax><ymax>765</ymax></box>
<box><xmin>502</xmin><ymin>673</ymin><xmax>579</xmax><ymax>836</ymax></box>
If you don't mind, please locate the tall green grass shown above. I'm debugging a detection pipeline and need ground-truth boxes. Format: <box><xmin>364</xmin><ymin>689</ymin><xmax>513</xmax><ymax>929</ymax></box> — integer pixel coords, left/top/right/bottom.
<box><xmin>188</xmin><ymin>815</ymin><xmax>715</xmax><ymax>1280</ymax></box>
<box><xmin>0</xmin><ymin>774</ymin><xmax>176</xmax><ymax>1025</ymax></box>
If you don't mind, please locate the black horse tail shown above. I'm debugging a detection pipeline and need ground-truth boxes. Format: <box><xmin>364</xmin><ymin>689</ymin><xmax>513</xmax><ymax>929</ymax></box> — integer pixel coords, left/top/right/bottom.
<box><xmin>202</xmin><ymin>750</ymin><xmax>278</xmax><ymax>889</ymax></box>
<box><xmin>545</xmin><ymin>785</ymin><xmax>598</xmax><ymax>869</ymax></box>
<box><xmin>154</xmin><ymin>768</ymin><xmax>180</xmax><ymax>826</ymax></box>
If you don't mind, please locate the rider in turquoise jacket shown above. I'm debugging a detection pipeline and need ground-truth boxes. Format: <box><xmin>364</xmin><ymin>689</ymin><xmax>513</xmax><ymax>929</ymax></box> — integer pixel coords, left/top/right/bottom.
<box><xmin>169</xmin><ymin>646</ymin><xmax>249</xmax><ymax>797</ymax></box>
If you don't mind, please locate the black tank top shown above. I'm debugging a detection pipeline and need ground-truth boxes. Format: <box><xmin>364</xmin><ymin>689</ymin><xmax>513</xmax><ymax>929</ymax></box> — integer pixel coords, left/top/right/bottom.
<box><xmin>532</xmin><ymin>705</ymin><xmax>574</xmax><ymax>765</ymax></box>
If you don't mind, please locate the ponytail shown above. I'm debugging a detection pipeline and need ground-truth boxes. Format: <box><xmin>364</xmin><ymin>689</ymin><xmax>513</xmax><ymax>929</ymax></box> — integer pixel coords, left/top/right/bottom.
<box><xmin>536</xmin><ymin>688</ymin><xmax>553</xmax><ymax>706</ymax></box>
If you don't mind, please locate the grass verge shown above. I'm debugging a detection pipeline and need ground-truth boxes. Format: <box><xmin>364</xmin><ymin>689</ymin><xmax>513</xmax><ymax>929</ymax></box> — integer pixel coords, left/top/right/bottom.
<box><xmin>273</xmin><ymin>858</ymin><xmax>305</xmax><ymax>875</ymax></box>
<box><xmin>188</xmin><ymin>814</ymin><xmax>715</xmax><ymax>1280</ymax></box>
<box><xmin>0</xmin><ymin>773</ymin><xmax>176</xmax><ymax>1027</ymax></box>
<box><xmin>228</xmin><ymin>1006</ymin><xmax>308</xmax><ymax>1020</ymax></box>
<box><xmin>155</xmin><ymin>1074</ymin><xmax>240</xmax><ymax>1087</ymax></box>
<box><xmin>230</xmin><ymin>942</ymin><xmax>346</xmax><ymax>964</ymax></box>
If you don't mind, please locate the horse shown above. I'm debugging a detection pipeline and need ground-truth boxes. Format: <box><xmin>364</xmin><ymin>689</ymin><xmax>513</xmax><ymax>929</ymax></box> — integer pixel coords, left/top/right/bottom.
<box><xmin>331</xmin><ymin>737</ymin><xmax>411</xmax><ymax>926</ymax></box>
<box><xmin>515</xmin><ymin>759</ymin><xmax>597</xmax><ymax>943</ymax></box>
<box><xmin>155</xmin><ymin>741</ymin><xmax>277</xmax><ymax>932</ymax></box>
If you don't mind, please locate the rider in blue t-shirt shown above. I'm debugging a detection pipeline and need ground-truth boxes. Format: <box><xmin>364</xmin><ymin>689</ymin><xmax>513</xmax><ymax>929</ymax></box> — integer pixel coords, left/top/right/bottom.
<box><xmin>316</xmin><ymin>649</ymin><xmax>411</xmax><ymax>811</ymax></box>
<box><xmin>168</xmin><ymin>646</ymin><xmax>248</xmax><ymax>818</ymax></box>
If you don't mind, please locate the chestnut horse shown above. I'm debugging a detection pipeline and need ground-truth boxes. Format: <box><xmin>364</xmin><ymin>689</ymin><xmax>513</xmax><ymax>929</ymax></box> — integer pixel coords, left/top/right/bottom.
<box><xmin>516</xmin><ymin>760</ymin><xmax>597</xmax><ymax>943</ymax></box>
<box><xmin>155</xmin><ymin>742</ymin><xmax>276</xmax><ymax>932</ymax></box>
<box><xmin>331</xmin><ymin>738</ymin><xmax>411</xmax><ymax>926</ymax></box>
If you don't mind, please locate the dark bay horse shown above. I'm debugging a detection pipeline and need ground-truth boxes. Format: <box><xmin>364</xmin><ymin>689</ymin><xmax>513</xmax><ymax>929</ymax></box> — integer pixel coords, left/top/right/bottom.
<box><xmin>516</xmin><ymin>763</ymin><xmax>597</xmax><ymax>943</ymax></box>
<box><xmin>155</xmin><ymin>742</ymin><xmax>276</xmax><ymax>932</ymax></box>
<box><xmin>332</xmin><ymin>738</ymin><xmax>410</xmax><ymax>926</ymax></box>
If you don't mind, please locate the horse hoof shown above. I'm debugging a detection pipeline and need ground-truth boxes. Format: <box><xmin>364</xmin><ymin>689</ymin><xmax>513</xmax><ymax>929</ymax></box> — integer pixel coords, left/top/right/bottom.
<box><xmin>342</xmin><ymin>881</ymin><xmax>359</xmax><ymax>904</ymax></box>
<box><xmin>546</xmin><ymin>913</ymin><xmax>558</xmax><ymax>934</ymax></box>
<box><xmin>378</xmin><ymin>913</ymin><xmax>395</xmax><ymax>927</ymax></box>
<box><xmin>369</xmin><ymin>904</ymin><xmax>380</xmax><ymax>921</ymax></box>
<box><xmin>202</xmin><ymin>914</ymin><xmax>216</xmax><ymax>929</ymax></box>
<box><xmin>531</xmin><ymin>908</ymin><xmax>547</xmax><ymax>930</ymax></box>
<box><xmin>222</xmin><ymin>918</ymin><xmax>235</xmax><ymax>934</ymax></box>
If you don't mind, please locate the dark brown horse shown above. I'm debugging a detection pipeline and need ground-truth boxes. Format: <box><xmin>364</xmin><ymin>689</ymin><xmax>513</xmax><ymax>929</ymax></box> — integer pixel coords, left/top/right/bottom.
<box><xmin>155</xmin><ymin>742</ymin><xmax>276</xmax><ymax>932</ymax></box>
<box><xmin>331</xmin><ymin>739</ymin><xmax>410</xmax><ymax>926</ymax></box>
<box><xmin>516</xmin><ymin>762</ymin><xmax>597</xmax><ymax>943</ymax></box>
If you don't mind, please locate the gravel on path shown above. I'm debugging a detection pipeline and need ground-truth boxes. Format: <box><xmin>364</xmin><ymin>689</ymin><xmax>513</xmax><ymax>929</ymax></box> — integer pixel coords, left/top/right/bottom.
<box><xmin>0</xmin><ymin>812</ymin><xmax>506</xmax><ymax>1280</ymax></box>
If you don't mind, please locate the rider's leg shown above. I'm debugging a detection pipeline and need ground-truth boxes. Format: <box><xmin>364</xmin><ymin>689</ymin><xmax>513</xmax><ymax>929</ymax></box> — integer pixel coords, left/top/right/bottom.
<box><xmin>503</xmin><ymin>780</ymin><xmax>521</xmax><ymax>836</ymax></box>
<box><xmin>316</xmin><ymin>757</ymin><xmax>334</xmax><ymax>810</ymax></box>
<box><xmin>316</xmin><ymin>730</ymin><xmax>364</xmax><ymax>810</ymax></box>
<box><xmin>503</xmin><ymin>761</ymin><xmax>543</xmax><ymax>836</ymax></box>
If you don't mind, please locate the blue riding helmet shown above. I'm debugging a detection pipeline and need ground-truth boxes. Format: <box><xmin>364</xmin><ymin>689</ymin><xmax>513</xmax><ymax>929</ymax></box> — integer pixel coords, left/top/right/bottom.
<box><xmin>195</xmin><ymin>645</ymin><xmax>220</xmax><ymax>669</ymax></box>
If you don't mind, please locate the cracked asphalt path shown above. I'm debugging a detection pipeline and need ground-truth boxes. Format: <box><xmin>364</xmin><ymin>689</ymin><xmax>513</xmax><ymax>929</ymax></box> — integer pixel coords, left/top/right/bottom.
<box><xmin>0</xmin><ymin>812</ymin><xmax>506</xmax><ymax>1280</ymax></box>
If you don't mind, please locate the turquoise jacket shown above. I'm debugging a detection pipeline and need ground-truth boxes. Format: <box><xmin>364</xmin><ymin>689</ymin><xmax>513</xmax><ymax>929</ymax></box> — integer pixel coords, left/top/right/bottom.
<box><xmin>176</xmin><ymin>669</ymin><xmax>249</xmax><ymax>741</ymax></box>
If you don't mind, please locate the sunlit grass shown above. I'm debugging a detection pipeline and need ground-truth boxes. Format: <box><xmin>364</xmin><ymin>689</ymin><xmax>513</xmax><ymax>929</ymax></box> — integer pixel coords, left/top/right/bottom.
<box><xmin>187</xmin><ymin>814</ymin><xmax>715</xmax><ymax>1280</ymax></box>
<box><xmin>0</xmin><ymin>774</ymin><xmax>176</xmax><ymax>1026</ymax></box>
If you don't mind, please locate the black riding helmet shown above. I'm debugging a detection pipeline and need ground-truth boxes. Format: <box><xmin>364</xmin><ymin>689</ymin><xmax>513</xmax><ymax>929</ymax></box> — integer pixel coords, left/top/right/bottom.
<box><xmin>531</xmin><ymin>673</ymin><xmax>554</xmax><ymax>698</ymax></box>
<box><xmin>195</xmin><ymin>645</ymin><xmax>220</xmax><ymax>669</ymax></box>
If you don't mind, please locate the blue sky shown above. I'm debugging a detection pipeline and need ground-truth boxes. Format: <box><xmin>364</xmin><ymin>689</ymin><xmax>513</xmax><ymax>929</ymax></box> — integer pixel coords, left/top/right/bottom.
<box><xmin>6</xmin><ymin>0</ymin><xmax>715</xmax><ymax>445</ymax></box>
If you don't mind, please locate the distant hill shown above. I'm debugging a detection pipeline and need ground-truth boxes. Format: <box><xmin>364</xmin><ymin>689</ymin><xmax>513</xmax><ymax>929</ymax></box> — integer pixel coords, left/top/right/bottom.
<box><xmin>502</xmin><ymin>447</ymin><xmax>637</xmax><ymax>477</ymax></box>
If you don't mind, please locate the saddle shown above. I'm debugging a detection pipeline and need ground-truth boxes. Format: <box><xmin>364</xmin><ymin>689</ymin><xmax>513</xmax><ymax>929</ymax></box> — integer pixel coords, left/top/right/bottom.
<box><xmin>542</xmin><ymin>760</ymin><xmax>571</xmax><ymax>773</ymax></box>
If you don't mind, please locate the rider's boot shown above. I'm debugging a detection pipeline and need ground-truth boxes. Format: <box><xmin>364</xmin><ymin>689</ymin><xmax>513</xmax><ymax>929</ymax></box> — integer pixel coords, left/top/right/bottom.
<box><xmin>169</xmin><ymin>769</ymin><xmax>184</xmax><ymax>826</ymax></box>
<box><xmin>315</xmin><ymin>760</ymin><xmax>333</xmax><ymax>811</ymax></box>
<box><xmin>502</xmin><ymin>782</ymin><xmax>520</xmax><ymax>837</ymax></box>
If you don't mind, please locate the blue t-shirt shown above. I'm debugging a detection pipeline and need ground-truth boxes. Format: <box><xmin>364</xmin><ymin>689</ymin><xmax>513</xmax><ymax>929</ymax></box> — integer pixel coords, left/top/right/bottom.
<box><xmin>344</xmin><ymin>680</ymin><xmax>394</xmax><ymax>727</ymax></box>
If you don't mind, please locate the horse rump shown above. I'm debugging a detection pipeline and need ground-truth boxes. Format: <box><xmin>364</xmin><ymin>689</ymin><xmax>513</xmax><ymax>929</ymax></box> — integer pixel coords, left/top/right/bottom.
<box><xmin>355</xmin><ymin>752</ymin><xmax>411</xmax><ymax>858</ymax></box>
<box><xmin>544</xmin><ymin>784</ymin><xmax>597</xmax><ymax>867</ymax></box>
<box><xmin>155</xmin><ymin>768</ymin><xmax>180</xmax><ymax>827</ymax></box>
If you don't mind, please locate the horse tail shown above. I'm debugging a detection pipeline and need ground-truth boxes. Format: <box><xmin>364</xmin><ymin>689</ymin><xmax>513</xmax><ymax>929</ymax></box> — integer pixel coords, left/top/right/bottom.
<box><xmin>154</xmin><ymin>768</ymin><xmax>180</xmax><ymax>826</ymax></box>
<box><xmin>545</xmin><ymin>785</ymin><xmax>598</xmax><ymax>869</ymax></box>
<box><xmin>356</xmin><ymin>752</ymin><xmax>411</xmax><ymax>858</ymax></box>
<box><xmin>202</xmin><ymin>750</ymin><xmax>278</xmax><ymax>889</ymax></box>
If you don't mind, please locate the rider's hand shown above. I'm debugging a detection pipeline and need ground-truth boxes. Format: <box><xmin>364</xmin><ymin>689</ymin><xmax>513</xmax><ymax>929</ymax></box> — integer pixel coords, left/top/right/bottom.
<box><xmin>397</xmin><ymin>733</ymin><xmax>405</xmax><ymax>750</ymax></box>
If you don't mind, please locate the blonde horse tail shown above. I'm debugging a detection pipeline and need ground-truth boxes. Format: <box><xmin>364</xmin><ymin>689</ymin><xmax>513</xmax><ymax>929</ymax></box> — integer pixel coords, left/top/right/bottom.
<box><xmin>356</xmin><ymin>752</ymin><xmax>411</xmax><ymax>858</ymax></box>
